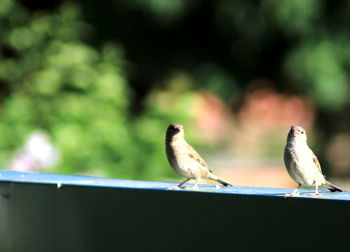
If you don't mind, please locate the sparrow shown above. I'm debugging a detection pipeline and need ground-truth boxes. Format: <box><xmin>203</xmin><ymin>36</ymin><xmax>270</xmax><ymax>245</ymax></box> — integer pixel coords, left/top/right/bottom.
<box><xmin>165</xmin><ymin>123</ymin><xmax>232</xmax><ymax>189</ymax></box>
<box><xmin>284</xmin><ymin>125</ymin><xmax>343</xmax><ymax>197</ymax></box>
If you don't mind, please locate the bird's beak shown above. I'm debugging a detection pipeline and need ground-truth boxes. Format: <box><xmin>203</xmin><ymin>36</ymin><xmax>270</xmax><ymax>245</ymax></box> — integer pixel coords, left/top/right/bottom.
<box><xmin>174</xmin><ymin>125</ymin><xmax>183</xmax><ymax>132</ymax></box>
<box><xmin>293</xmin><ymin>131</ymin><xmax>300</xmax><ymax>137</ymax></box>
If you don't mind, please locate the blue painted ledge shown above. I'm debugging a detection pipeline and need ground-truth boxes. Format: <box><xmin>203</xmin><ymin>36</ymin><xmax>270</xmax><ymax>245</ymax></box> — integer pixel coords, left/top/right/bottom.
<box><xmin>0</xmin><ymin>170</ymin><xmax>348</xmax><ymax>201</ymax></box>
<box><xmin>1</xmin><ymin>169</ymin><xmax>350</xmax><ymax>252</ymax></box>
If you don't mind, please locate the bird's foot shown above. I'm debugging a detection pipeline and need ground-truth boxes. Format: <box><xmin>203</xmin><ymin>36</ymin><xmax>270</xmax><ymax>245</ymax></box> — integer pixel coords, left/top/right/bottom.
<box><xmin>167</xmin><ymin>186</ymin><xmax>182</xmax><ymax>190</ymax></box>
<box><xmin>185</xmin><ymin>185</ymin><xmax>199</xmax><ymax>190</ymax></box>
<box><xmin>284</xmin><ymin>192</ymin><xmax>300</xmax><ymax>197</ymax></box>
<box><xmin>310</xmin><ymin>192</ymin><xmax>320</xmax><ymax>197</ymax></box>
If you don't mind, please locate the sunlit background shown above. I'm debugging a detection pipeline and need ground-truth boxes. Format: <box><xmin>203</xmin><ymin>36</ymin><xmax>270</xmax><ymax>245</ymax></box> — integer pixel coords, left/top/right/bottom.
<box><xmin>1</xmin><ymin>0</ymin><xmax>350</xmax><ymax>189</ymax></box>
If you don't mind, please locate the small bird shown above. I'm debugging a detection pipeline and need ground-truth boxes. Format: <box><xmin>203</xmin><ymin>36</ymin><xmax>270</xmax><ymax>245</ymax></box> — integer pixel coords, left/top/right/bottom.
<box><xmin>284</xmin><ymin>125</ymin><xmax>343</xmax><ymax>197</ymax></box>
<box><xmin>165</xmin><ymin>123</ymin><xmax>232</xmax><ymax>189</ymax></box>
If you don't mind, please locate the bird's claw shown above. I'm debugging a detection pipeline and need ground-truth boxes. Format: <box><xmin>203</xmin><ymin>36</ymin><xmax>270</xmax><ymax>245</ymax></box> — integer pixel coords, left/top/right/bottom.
<box><xmin>284</xmin><ymin>192</ymin><xmax>300</xmax><ymax>198</ymax></box>
<box><xmin>185</xmin><ymin>185</ymin><xmax>199</xmax><ymax>190</ymax></box>
<box><xmin>167</xmin><ymin>186</ymin><xmax>182</xmax><ymax>190</ymax></box>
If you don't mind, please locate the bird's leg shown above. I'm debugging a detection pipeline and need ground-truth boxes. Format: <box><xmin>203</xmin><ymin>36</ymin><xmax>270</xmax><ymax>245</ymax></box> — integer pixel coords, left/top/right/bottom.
<box><xmin>285</xmin><ymin>184</ymin><xmax>301</xmax><ymax>197</ymax></box>
<box><xmin>178</xmin><ymin>178</ymin><xmax>191</xmax><ymax>188</ymax></box>
<box><xmin>167</xmin><ymin>178</ymin><xmax>190</xmax><ymax>190</ymax></box>
<box><xmin>311</xmin><ymin>185</ymin><xmax>320</xmax><ymax>197</ymax></box>
<box><xmin>185</xmin><ymin>176</ymin><xmax>200</xmax><ymax>190</ymax></box>
<box><xmin>192</xmin><ymin>177</ymin><xmax>200</xmax><ymax>189</ymax></box>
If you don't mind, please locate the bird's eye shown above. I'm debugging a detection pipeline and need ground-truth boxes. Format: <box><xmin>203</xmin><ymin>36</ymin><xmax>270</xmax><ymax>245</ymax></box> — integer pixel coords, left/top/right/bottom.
<box><xmin>301</xmin><ymin>131</ymin><xmax>304</xmax><ymax>134</ymax></box>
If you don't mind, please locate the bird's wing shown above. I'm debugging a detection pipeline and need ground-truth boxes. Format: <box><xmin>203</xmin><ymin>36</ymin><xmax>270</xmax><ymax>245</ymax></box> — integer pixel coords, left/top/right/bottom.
<box><xmin>312</xmin><ymin>155</ymin><xmax>322</xmax><ymax>173</ymax></box>
<box><xmin>187</xmin><ymin>144</ymin><xmax>209</xmax><ymax>169</ymax></box>
<box><xmin>284</xmin><ymin>147</ymin><xmax>304</xmax><ymax>183</ymax></box>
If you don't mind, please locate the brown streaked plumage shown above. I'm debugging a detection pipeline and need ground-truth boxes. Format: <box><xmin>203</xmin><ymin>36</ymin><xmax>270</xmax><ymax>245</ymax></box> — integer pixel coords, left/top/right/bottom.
<box><xmin>165</xmin><ymin>123</ymin><xmax>232</xmax><ymax>189</ymax></box>
<box><xmin>284</xmin><ymin>125</ymin><xmax>343</xmax><ymax>197</ymax></box>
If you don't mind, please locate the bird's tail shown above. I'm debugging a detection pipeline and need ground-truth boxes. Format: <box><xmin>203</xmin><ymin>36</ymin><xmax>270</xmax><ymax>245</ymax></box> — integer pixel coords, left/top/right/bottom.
<box><xmin>325</xmin><ymin>181</ymin><xmax>344</xmax><ymax>192</ymax></box>
<box><xmin>209</xmin><ymin>173</ymin><xmax>232</xmax><ymax>187</ymax></box>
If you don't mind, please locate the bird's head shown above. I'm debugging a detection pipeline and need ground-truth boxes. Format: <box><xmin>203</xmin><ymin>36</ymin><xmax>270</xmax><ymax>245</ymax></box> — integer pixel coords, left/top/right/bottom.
<box><xmin>287</xmin><ymin>125</ymin><xmax>307</xmax><ymax>143</ymax></box>
<box><xmin>166</xmin><ymin>123</ymin><xmax>184</xmax><ymax>140</ymax></box>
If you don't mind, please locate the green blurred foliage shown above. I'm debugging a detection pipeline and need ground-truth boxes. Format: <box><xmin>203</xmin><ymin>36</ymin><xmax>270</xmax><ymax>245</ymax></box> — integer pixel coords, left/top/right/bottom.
<box><xmin>116</xmin><ymin>0</ymin><xmax>350</xmax><ymax>112</ymax></box>
<box><xmin>285</xmin><ymin>40</ymin><xmax>349</xmax><ymax>109</ymax></box>
<box><xmin>1</xmin><ymin>0</ymin><xmax>350</xmax><ymax>179</ymax></box>
<box><xmin>0</xmin><ymin>1</ymin><xmax>195</xmax><ymax>179</ymax></box>
<box><xmin>125</xmin><ymin>0</ymin><xmax>192</xmax><ymax>26</ymax></box>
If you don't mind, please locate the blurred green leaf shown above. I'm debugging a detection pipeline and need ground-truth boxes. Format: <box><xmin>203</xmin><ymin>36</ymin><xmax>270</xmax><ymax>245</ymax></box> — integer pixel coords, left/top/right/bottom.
<box><xmin>285</xmin><ymin>40</ymin><xmax>349</xmax><ymax>109</ymax></box>
<box><xmin>0</xmin><ymin>1</ymin><xmax>195</xmax><ymax>180</ymax></box>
